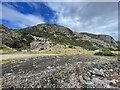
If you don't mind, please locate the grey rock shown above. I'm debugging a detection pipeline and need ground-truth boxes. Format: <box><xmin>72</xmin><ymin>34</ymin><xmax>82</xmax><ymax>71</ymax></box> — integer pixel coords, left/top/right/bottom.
<box><xmin>92</xmin><ymin>78</ymin><xmax>111</xmax><ymax>88</ymax></box>
<box><xmin>91</xmin><ymin>68</ymin><xmax>104</xmax><ymax>77</ymax></box>
<box><xmin>83</xmin><ymin>75</ymin><xmax>91</xmax><ymax>81</ymax></box>
<box><xmin>2</xmin><ymin>55</ymin><xmax>120</xmax><ymax>88</ymax></box>
<box><xmin>79</xmin><ymin>75</ymin><xmax>86</xmax><ymax>85</ymax></box>
<box><xmin>86</xmin><ymin>81</ymin><xmax>95</xmax><ymax>88</ymax></box>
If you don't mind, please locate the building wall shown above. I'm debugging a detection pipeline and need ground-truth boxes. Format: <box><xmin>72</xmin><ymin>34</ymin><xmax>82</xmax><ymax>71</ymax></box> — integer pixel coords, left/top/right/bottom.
<box><xmin>30</xmin><ymin>41</ymin><xmax>52</xmax><ymax>51</ymax></box>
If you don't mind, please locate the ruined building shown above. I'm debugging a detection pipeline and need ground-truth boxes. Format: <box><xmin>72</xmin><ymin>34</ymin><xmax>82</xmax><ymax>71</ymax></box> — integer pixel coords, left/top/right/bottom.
<box><xmin>30</xmin><ymin>36</ymin><xmax>52</xmax><ymax>51</ymax></box>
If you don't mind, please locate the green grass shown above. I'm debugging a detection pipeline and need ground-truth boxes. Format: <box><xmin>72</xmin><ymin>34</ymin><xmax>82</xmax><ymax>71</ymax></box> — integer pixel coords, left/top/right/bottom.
<box><xmin>1</xmin><ymin>56</ymin><xmax>34</xmax><ymax>64</ymax></box>
<box><xmin>0</xmin><ymin>45</ymin><xmax>13</xmax><ymax>54</ymax></box>
<box><xmin>30</xmin><ymin>48</ymin><xmax>82</xmax><ymax>55</ymax></box>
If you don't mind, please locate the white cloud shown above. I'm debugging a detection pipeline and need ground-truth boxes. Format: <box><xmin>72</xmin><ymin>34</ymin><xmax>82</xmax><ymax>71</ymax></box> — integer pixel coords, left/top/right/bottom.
<box><xmin>26</xmin><ymin>2</ymin><xmax>39</xmax><ymax>9</ymax></box>
<box><xmin>1</xmin><ymin>2</ymin><xmax>118</xmax><ymax>40</ymax></box>
<box><xmin>1</xmin><ymin>4</ymin><xmax>45</xmax><ymax>28</ymax></box>
<box><xmin>46</xmin><ymin>2</ymin><xmax>118</xmax><ymax>40</ymax></box>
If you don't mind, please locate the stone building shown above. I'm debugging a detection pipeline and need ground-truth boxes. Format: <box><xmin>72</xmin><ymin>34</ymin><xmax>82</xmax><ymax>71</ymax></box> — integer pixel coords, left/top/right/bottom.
<box><xmin>30</xmin><ymin>36</ymin><xmax>52</xmax><ymax>51</ymax></box>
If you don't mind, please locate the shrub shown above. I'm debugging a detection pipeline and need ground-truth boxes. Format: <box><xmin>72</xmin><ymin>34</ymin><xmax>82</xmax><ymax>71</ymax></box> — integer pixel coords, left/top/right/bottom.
<box><xmin>94</xmin><ymin>48</ymin><xmax>117</xmax><ymax>56</ymax></box>
<box><xmin>68</xmin><ymin>45</ymin><xmax>73</xmax><ymax>48</ymax></box>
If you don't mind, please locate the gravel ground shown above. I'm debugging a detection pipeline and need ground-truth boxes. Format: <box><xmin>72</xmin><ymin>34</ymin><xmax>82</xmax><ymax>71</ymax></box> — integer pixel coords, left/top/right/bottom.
<box><xmin>1</xmin><ymin>55</ymin><xmax>120</xmax><ymax>89</ymax></box>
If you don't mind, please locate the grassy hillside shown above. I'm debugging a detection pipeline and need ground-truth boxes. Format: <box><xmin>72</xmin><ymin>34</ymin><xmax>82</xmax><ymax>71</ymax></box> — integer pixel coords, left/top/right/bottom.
<box><xmin>1</xmin><ymin>24</ymin><xmax>118</xmax><ymax>51</ymax></box>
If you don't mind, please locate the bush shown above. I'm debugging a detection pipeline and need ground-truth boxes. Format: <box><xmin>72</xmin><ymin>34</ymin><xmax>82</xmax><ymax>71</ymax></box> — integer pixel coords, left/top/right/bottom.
<box><xmin>94</xmin><ymin>48</ymin><xmax>117</xmax><ymax>56</ymax></box>
<box><xmin>68</xmin><ymin>45</ymin><xmax>76</xmax><ymax>49</ymax></box>
<box><xmin>68</xmin><ymin>45</ymin><xmax>73</xmax><ymax>48</ymax></box>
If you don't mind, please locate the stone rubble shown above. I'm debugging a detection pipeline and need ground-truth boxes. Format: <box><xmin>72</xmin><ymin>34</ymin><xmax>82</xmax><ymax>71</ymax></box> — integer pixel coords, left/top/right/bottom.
<box><xmin>2</xmin><ymin>55</ymin><xmax>120</xmax><ymax>89</ymax></box>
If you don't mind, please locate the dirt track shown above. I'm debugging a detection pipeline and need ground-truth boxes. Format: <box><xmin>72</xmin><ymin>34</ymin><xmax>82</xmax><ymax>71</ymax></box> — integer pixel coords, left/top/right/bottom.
<box><xmin>0</xmin><ymin>53</ymin><xmax>58</xmax><ymax>60</ymax></box>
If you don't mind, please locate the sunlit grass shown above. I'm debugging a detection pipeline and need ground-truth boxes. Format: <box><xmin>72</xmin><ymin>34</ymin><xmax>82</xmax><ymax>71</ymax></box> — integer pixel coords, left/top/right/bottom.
<box><xmin>111</xmin><ymin>51</ymin><xmax>120</xmax><ymax>54</ymax></box>
<box><xmin>1</xmin><ymin>56</ymin><xmax>36</xmax><ymax>64</ymax></box>
<box><xmin>81</xmin><ymin>51</ymin><xmax>95</xmax><ymax>55</ymax></box>
<box><xmin>0</xmin><ymin>49</ymin><xmax>13</xmax><ymax>54</ymax></box>
<box><xmin>29</xmin><ymin>45</ymin><xmax>96</xmax><ymax>55</ymax></box>
<box><xmin>0</xmin><ymin>45</ymin><xmax>13</xmax><ymax>54</ymax></box>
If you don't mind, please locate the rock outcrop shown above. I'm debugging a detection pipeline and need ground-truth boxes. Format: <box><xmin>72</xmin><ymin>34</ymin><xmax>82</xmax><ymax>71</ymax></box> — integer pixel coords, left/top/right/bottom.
<box><xmin>76</xmin><ymin>32</ymin><xmax>118</xmax><ymax>50</ymax></box>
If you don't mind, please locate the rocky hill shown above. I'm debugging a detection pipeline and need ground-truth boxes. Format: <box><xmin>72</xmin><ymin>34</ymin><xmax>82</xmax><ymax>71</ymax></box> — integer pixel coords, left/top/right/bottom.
<box><xmin>0</xmin><ymin>24</ymin><xmax>118</xmax><ymax>50</ymax></box>
<box><xmin>75</xmin><ymin>32</ymin><xmax>118</xmax><ymax>50</ymax></box>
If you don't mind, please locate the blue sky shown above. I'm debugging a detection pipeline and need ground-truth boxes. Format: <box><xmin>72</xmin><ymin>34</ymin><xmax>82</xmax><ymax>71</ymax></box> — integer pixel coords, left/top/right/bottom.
<box><xmin>1</xmin><ymin>2</ymin><xmax>57</xmax><ymax>28</ymax></box>
<box><xmin>0</xmin><ymin>2</ymin><xmax>118</xmax><ymax>40</ymax></box>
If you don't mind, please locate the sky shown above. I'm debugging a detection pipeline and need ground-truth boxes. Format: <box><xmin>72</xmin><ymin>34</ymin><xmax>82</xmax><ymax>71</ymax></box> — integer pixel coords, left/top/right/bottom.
<box><xmin>0</xmin><ymin>2</ymin><xmax>118</xmax><ymax>40</ymax></box>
